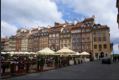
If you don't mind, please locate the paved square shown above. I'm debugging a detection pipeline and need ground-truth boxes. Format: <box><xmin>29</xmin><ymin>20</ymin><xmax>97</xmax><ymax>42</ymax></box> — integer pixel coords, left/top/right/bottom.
<box><xmin>8</xmin><ymin>60</ymin><xmax>119</xmax><ymax>79</ymax></box>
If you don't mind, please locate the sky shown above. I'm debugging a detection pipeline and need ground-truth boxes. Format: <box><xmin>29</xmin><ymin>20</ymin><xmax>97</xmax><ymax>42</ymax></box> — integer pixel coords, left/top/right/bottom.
<box><xmin>1</xmin><ymin>0</ymin><xmax>119</xmax><ymax>54</ymax></box>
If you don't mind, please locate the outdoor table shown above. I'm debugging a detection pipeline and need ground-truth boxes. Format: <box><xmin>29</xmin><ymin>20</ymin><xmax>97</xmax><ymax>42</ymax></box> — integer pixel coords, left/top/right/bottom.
<box><xmin>47</xmin><ymin>60</ymin><xmax>53</xmax><ymax>67</ymax></box>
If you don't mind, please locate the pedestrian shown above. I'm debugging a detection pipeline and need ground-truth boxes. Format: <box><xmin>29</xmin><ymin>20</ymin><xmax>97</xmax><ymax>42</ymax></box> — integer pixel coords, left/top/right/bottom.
<box><xmin>118</xmin><ymin>56</ymin><xmax>119</xmax><ymax>61</ymax></box>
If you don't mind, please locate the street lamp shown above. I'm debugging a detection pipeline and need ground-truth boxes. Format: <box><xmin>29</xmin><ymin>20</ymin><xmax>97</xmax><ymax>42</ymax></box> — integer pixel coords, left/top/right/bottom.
<box><xmin>112</xmin><ymin>43</ymin><xmax>114</xmax><ymax>62</ymax></box>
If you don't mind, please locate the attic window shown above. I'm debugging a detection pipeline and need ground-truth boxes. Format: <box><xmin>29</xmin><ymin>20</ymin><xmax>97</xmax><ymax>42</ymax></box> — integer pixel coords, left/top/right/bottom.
<box><xmin>88</xmin><ymin>24</ymin><xmax>90</xmax><ymax>26</ymax></box>
<box><xmin>86</xmin><ymin>22</ymin><xmax>88</xmax><ymax>24</ymax></box>
<box><xmin>54</xmin><ymin>28</ymin><xmax>57</xmax><ymax>31</ymax></box>
<box><xmin>89</xmin><ymin>21</ymin><xmax>92</xmax><ymax>23</ymax></box>
<box><xmin>84</xmin><ymin>25</ymin><xmax>86</xmax><ymax>27</ymax></box>
<box><xmin>98</xmin><ymin>25</ymin><xmax>101</xmax><ymax>28</ymax></box>
<box><xmin>77</xmin><ymin>24</ymin><xmax>80</xmax><ymax>25</ymax></box>
<box><xmin>67</xmin><ymin>29</ymin><xmax>69</xmax><ymax>32</ymax></box>
<box><xmin>63</xmin><ymin>30</ymin><xmax>66</xmax><ymax>33</ymax></box>
<box><xmin>93</xmin><ymin>26</ymin><xmax>96</xmax><ymax>28</ymax></box>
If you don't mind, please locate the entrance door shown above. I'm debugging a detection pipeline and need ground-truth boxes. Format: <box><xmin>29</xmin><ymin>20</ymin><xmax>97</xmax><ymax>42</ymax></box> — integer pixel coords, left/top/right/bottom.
<box><xmin>95</xmin><ymin>53</ymin><xmax>98</xmax><ymax>59</ymax></box>
<box><xmin>100</xmin><ymin>52</ymin><xmax>104</xmax><ymax>58</ymax></box>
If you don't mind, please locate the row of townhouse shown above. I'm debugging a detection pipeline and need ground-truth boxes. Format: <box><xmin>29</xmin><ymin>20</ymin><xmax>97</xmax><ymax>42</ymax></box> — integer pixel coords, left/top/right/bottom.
<box><xmin>1</xmin><ymin>15</ymin><xmax>113</xmax><ymax>59</ymax></box>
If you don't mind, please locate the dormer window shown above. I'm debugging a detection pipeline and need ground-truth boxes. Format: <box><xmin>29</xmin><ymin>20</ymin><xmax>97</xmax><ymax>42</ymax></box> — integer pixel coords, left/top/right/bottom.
<box><xmin>89</xmin><ymin>21</ymin><xmax>92</xmax><ymax>23</ymax></box>
<box><xmin>93</xmin><ymin>26</ymin><xmax>96</xmax><ymax>28</ymax></box>
<box><xmin>98</xmin><ymin>25</ymin><xmax>101</xmax><ymax>28</ymax></box>
<box><xmin>82</xmin><ymin>29</ymin><xmax>85</xmax><ymax>32</ymax></box>
<box><xmin>67</xmin><ymin>29</ymin><xmax>69</xmax><ymax>32</ymax></box>
<box><xmin>86</xmin><ymin>22</ymin><xmax>88</xmax><ymax>24</ymax></box>
<box><xmin>84</xmin><ymin>25</ymin><xmax>86</xmax><ymax>27</ymax></box>
<box><xmin>77</xmin><ymin>23</ymin><xmax>80</xmax><ymax>25</ymax></box>
<box><xmin>88</xmin><ymin>24</ymin><xmax>90</xmax><ymax>26</ymax></box>
<box><xmin>42</xmin><ymin>33</ymin><xmax>43</xmax><ymax>35</ymax></box>
<box><xmin>86</xmin><ymin>29</ymin><xmax>89</xmax><ymax>32</ymax></box>
<box><xmin>63</xmin><ymin>30</ymin><xmax>66</xmax><ymax>33</ymax></box>
<box><xmin>54</xmin><ymin>28</ymin><xmax>57</xmax><ymax>31</ymax></box>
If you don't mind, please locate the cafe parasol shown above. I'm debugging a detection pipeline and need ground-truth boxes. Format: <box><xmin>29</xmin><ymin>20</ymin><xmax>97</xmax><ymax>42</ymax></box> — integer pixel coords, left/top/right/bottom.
<box><xmin>80</xmin><ymin>51</ymin><xmax>90</xmax><ymax>55</ymax></box>
<box><xmin>37</xmin><ymin>47</ymin><xmax>55</xmax><ymax>55</ymax></box>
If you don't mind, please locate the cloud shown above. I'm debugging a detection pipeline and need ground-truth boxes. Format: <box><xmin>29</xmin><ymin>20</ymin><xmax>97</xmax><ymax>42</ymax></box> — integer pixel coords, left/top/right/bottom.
<box><xmin>1</xmin><ymin>21</ymin><xmax>18</xmax><ymax>38</ymax></box>
<box><xmin>112</xmin><ymin>44</ymin><xmax>119</xmax><ymax>54</ymax></box>
<box><xmin>1</xmin><ymin>0</ymin><xmax>64</xmax><ymax>30</ymax></box>
<box><xmin>60</xmin><ymin>0</ymin><xmax>119</xmax><ymax>45</ymax></box>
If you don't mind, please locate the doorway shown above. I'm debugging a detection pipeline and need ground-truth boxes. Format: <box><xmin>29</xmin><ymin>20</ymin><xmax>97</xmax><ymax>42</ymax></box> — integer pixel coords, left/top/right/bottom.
<box><xmin>95</xmin><ymin>53</ymin><xmax>98</xmax><ymax>59</ymax></box>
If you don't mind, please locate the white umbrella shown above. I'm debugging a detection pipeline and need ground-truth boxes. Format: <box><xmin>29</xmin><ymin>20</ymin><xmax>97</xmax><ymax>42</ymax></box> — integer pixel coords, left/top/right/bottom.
<box><xmin>14</xmin><ymin>52</ymin><xmax>18</xmax><ymax>54</ymax></box>
<box><xmin>80</xmin><ymin>51</ymin><xmax>90</xmax><ymax>55</ymax></box>
<box><xmin>37</xmin><ymin>47</ymin><xmax>55</xmax><ymax>55</ymax></box>
<box><xmin>10</xmin><ymin>52</ymin><xmax>14</xmax><ymax>54</ymax></box>
<box><xmin>18</xmin><ymin>52</ymin><xmax>24</xmax><ymax>54</ymax></box>
<box><xmin>24</xmin><ymin>52</ymin><xmax>30</xmax><ymax>54</ymax></box>
<box><xmin>55</xmin><ymin>47</ymin><xmax>76</xmax><ymax>55</ymax></box>
<box><xmin>1</xmin><ymin>52</ymin><xmax>6</xmax><ymax>54</ymax></box>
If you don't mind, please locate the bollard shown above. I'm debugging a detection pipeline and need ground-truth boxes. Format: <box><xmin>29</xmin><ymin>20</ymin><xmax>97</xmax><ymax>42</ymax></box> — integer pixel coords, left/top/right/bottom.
<box><xmin>67</xmin><ymin>56</ymin><xmax>70</xmax><ymax>66</ymax></box>
<box><xmin>37</xmin><ymin>61</ymin><xmax>40</xmax><ymax>71</ymax></box>
<box><xmin>26</xmin><ymin>62</ymin><xmax>29</xmax><ymax>73</ymax></box>
<box><xmin>74</xmin><ymin>57</ymin><xmax>76</xmax><ymax>65</ymax></box>
<box><xmin>58</xmin><ymin>55</ymin><xmax>61</xmax><ymax>67</ymax></box>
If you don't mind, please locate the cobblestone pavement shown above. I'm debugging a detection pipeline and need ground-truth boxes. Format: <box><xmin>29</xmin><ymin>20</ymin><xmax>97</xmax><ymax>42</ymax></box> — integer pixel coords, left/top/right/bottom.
<box><xmin>8</xmin><ymin>60</ymin><xmax>119</xmax><ymax>79</ymax></box>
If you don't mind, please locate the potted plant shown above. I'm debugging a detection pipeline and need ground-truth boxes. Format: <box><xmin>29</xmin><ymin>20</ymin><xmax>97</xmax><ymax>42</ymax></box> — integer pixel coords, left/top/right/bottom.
<box><xmin>39</xmin><ymin>56</ymin><xmax>44</xmax><ymax>71</ymax></box>
<box><xmin>55</xmin><ymin>56</ymin><xmax>58</xmax><ymax>67</ymax></box>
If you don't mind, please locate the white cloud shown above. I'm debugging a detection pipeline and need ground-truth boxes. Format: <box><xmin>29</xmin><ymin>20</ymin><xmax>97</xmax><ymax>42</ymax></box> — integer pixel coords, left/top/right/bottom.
<box><xmin>1</xmin><ymin>21</ymin><xmax>18</xmax><ymax>38</ymax></box>
<box><xmin>1</xmin><ymin>0</ymin><xmax>64</xmax><ymax>30</ymax></box>
<box><xmin>112</xmin><ymin>44</ymin><xmax>119</xmax><ymax>54</ymax></box>
<box><xmin>60</xmin><ymin>0</ymin><xmax>119</xmax><ymax>45</ymax></box>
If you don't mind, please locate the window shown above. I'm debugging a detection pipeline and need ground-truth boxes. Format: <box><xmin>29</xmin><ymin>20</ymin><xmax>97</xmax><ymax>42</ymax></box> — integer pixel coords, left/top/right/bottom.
<box><xmin>89</xmin><ymin>21</ymin><xmax>92</xmax><ymax>23</ymax></box>
<box><xmin>103</xmin><ymin>30</ymin><xmax>105</xmax><ymax>34</ymax></box>
<box><xmin>87</xmin><ymin>45</ymin><xmax>90</xmax><ymax>49</ymax></box>
<box><xmin>94</xmin><ymin>38</ymin><xmax>96</xmax><ymax>42</ymax></box>
<box><xmin>63</xmin><ymin>30</ymin><xmax>66</xmax><ymax>33</ymax></box>
<box><xmin>68</xmin><ymin>34</ymin><xmax>71</xmax><ymax>37</ymax></box>
<box><xmin>87</xmin><ymin>33</ymin><xmax>89</xmax><ymax>37</ymax></box>
<box><xmin>61</xmin><ymin>45</ymin><xmax>63</xmax><ymax>48</ymax></box>
<box><xmin>103</xmin><ymin>37</ymin><xmax>106</xmax><ymax>41</ymax></box>
<box><xmin>77</xmin><ymin>34</ymin><xmax>80</xmax><ymax>38</ymax></box>
<box><xmin>46</xmin><ymin>37</ymin><xmax>47</xmax><ymax>40</ymax></box>
<box><xmin>98</xmin><ymin>37</ymin><xmax>101</xmax><ymax>41</ymax></box>
<box><xmin>49</xmin><ymin>40</ymin><xmax>51</xmax><ymax>43</ymax></box>
<box><xmin>73</xmin><ymin>31</ymin><xmax>75</xmax><ymax>33</ymax></box>
<box><xmin>83</xmin><ymin>45</ymin><xmax>85</xmax><ymax>49</ymax></box>
<box><xmin>53</xmin><ymin>40</ymin><xmax>55</xmax><ymax>43</ymax></box>
<box><xmin>67</xmin><ymin>29</ymin><xmax>69</xmax><ymax>32</ymax></box>
<box><xmin>82</xmin><ymin>29</ymin><xmax>85</xmax><ymax>32</ymax></box>
<box><xmin>98</xmin><ymin>25</ymin><xmax>101</xmax><ymax>28</ymax></box>
<box><xmin>65</xmin><ymin>44</ymin><xmax>67</xmax><ymax>47</ymax></box>
<box><xmin>56</xmin><ymin>40</ymin><xmax>59</xmax><ymax>43</ymax></box>
<box><xmin>84</xmin><ymin>25</ymin><xmax>86</xmax><ymax>27</ymax></box>
<box><xmin>56</xmin><ymin>34</ymin><xmax>59</xmax><ymax>37</ymax></box>
<box><xmin>86</xmin><ymin>29</ymin><xmax>89</xmax><ymax>32</ymax></box>
<box><xmin>49</xmin><ymin>34</ymin><xmax>52</xmax><ymax>37</ymax></box>
<box><xmin>104</xmin><ymin>44</ymin><xmax>107</xmax><ymax>49</ymax></box>
<box><xmin>46</xmin><ymin>42</ymin><xmax>47</xmax><ymax>44</ymax></box>
<box><xmin>82</xmin><ymin>34</ymin><xmax>85</xmax><ymax>37</ymax></box>
<box><xmin>82</xmin><ymin>39</ymin><xmax>85</xmax><ymax>42</ymax></box>
<box><xmin>53</xmin><ymin>34</ymin><xmax>55</xmax><ymax>37</ymax></box>
<box><xmin>94</xmin><ymin>31</ymin><xmax>96</xmax><ymax>35</ymax></box>
<box><xmin>68</xmin><ymin>45</ymin><xmax>71</xmax><ymax>48</ymax></box>
<box><xmin>61</xmin><ymin>35</ymin><xmax>63</xmax><ymax>38</ymax></box>
<box><xmin>73</xmin><ymin>40</ymin><xmax>76</xmax><ymax>43</ymax></box>
<box><xmin>65</xmin><ymin>40</ymin><xmax>67</xmax><ymax>43</ymax></box>
<box><xmin>61</xmin><ymin>40</ymin><xmax>63</xmax><ymax>43</ymax></box>
<box><xmin>98</xmin><ymin>31</ymin><xmax>101</xmax><ymax>34</ymax></box>
<box><xmin>86</xmin><ymin>22</ymin><xmax>88</xmax><ymax>24</ymax></box>
<box><xmin>69</xmin><ymin>40</ymin><xmax>70</xmax><ymax>43</ymax></box>
<box><xmin>78</xmin><ymin>30</ymin><xmax>80</xmax><ymax>32</ymax></box>
<box><xmin>87</xmin><ymin>39</ymin><xmax>89</xmax><ymax>42</ymax></box>
<box><xmin>54</xmin><ymin>28</ymin><xmax>57</xmax><ymax>31</ymax></box>
<box><xmin>99</xmin><ymin>45</ymin><xmax>102</xmax><ymax>49</ymax></box>
<box><xmin>78</xmin><ymin>46</ymin><xmax>80</xmax><ymax>49</ymax></box>
<box><xmin>57</xmin><ymin>46</ymin><xmax>58</xmax><ymax>50</ymax></box>
<box><xmin>73</xmin><ymin>35</ymin><xmax>75</xmax><ymax>38</ymax></box>
<box><xmin>94</xmin><ymin>45</ymin><xmax>97</xmax><ymax>49</ymax></box>
<box><xmin>88</xmin><ymin>24</ymin><xmax>89</xmax><ymax>26</ymax></box>
<box><xmin>93</xmin><ymin>26</ymin><xmax>96</xmax><ymax>28</ymax></box>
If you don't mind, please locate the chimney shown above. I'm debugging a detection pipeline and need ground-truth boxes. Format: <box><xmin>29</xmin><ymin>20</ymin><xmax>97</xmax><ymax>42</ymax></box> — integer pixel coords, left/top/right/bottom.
<box><xmin>84</xmin><ymin>16</ymin><xmax>86</xmax><ymax>20</ymax></box>
<box><xmin>74</xmin><ymin>19</ymin><xmax>78</xmax><ymax>25</ymax></box>
<box><xmin>55</xmin><ymin>22</ymin><xmax>59</xmax><ymax>26</ymax></box>
<box><xmin>92</xmin><ymin>15</ymin><xmax>95</xmax><ymax>19</ymax></box>
<box><xmin>65</xmin><ymin>21</ymin><xmax>69</xmax><ymax>25</ymax></box>
<box><xmin>6</xmin><ymin>36</ymin><xmax>9</xmax><ymax>39</ymax></box>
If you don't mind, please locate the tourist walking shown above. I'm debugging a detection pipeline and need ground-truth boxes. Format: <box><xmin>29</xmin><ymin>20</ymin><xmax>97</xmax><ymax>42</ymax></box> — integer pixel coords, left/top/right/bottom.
<box><xmin>118</xmin><ymin>56</ymin><xmax>119</xmax><ymax>61</ymax></box>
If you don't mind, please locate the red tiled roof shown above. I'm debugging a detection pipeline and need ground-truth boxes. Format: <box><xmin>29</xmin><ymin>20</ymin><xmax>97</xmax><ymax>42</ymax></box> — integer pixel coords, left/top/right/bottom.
<box><xmin>54</xmin><ymin>23</ymin><xmax>65</xmax><ymax>27</ymax></box>
<box><xmin>15</xmin><ymin>34</ymin><xmax>20</xmax><ymax>36</ymax></box>
<box><xmin>22</xmin><ymin>34</ymin><xmax>27</xmax><ymax>37</ymax></box>
<box><xmin>17</xmin><ymin>29</ymin><xmax>21</xmax><ymax>32</ymax></box>
<box><xmin>25</xmin><ymin>30</ymin><xmax>29</xmax><ymax>33</ymax></box>
<box><xmin>71</xmin><ymin>22</ymin><xmax>83</xmax><ymax>29</ymax></box>
<box><xmin>84</xmin><ymin>18</ymin><xmax>94</xmax><ymax>21</ymax></box>
<box><xmin>101</xmin><ymin>26</ymin><xmax>107</xmax><ymax>28</ymax></box>
<box><xmin>28</xmin><ymin>33</ymin><xmax>35</xmax><ymax>37</ymax></box>
<box><xmin>32</xmin><ymin>28</ymin><xmax>38</xmax><ymax>31</ymax></box>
